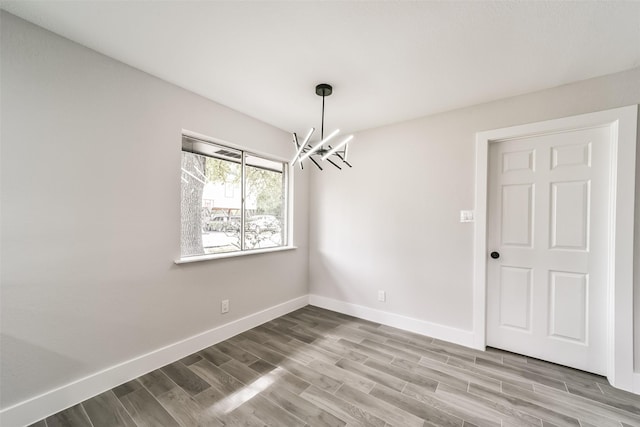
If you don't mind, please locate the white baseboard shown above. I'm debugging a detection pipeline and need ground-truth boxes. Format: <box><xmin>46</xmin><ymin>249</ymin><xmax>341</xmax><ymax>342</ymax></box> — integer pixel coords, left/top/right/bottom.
<box><xmin>0</xmin><ymin>295</ymin><xmax>309</xmax><ymax>427</ymax></box>
<box><xmin>308</xmin><ymin>294</ymin><xmax>475</xmax><ymax>349</ymax></box>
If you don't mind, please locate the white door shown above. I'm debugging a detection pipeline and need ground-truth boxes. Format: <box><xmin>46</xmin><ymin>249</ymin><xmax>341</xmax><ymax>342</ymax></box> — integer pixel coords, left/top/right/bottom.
<box><xmin>486</xmin><ymin>126</ymin><xmax>610</xmax><ymax>375</ymax></box>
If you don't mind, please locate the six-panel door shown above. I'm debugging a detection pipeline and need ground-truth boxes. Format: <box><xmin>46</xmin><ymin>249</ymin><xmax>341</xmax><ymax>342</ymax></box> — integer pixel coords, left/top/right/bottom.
<box><xmin>486</xmin><ymin>126</ymin><xmax>610</xmax><ymax>375</ymax></box>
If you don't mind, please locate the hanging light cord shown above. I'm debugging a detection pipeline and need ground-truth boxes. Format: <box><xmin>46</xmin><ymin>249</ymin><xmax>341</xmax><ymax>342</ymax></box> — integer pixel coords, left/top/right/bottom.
<box><xmin>321</xmin><ymin>93</ymin><xmax>325</xmax><ymax>140</ymax></box>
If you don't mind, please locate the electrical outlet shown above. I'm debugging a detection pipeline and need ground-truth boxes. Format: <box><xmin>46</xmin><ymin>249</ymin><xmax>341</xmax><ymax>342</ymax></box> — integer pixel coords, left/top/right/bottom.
<box><xmin>377</xmin><ymin>290</ymin><xmax>386</xmax><ymax>302</ymax></box>
<box><xmin>221</xmin><ymin>299</ymin><xmax>229</xmax><ymax>314</ymax></box>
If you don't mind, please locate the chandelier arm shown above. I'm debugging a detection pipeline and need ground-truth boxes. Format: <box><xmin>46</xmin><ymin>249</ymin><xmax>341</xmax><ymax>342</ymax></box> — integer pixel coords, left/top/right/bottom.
<box><xmin>291</xmin><ymin>133</ymin><xmax>302</xmax><ymax>165</ymax></box>
<box><xmin>308</xmin><ymin>155</ymin><xmax>323</xmax><ymax>171</ymax></box>
<box><xmin>296</xmin><ymin>143</ymin><xmax>304</xmax><ymax>169</ymax></box>
<box><xmin>301</xmin><ymin>128</ymin><xmax>315</xmax><ymax>149</ymax></box>
<box><xmin>291</xmin><ymin>128</ymin><xmax>315</xmax><ymax>166</ymax></box>
<box><xmin>322</xmin><ymin>135</ymin><xmax>353</xmax><ymax>160</ymax></box>
<box><xmin>337</xmin><ymin>154</ymin><xmax>353</xmax><ymax>168</ymax></box>
<box><xmin>327</xmin><ymin>145</ymin><xmax>351</xmax><ymax>167</ymax></box>
<box><xmin>297</xmin><ymin>135</ymin><xmax>305</xmax><ymax>169</ymax></box>
<box><xmin>326</xmin><ymin>157</ymin><xmax>342</xmax><ymax>170</ymax></box>
<box><xmin>291</xmin><ymin>133</ymin><xmax>304</xmax><ymax>169</ymax></box>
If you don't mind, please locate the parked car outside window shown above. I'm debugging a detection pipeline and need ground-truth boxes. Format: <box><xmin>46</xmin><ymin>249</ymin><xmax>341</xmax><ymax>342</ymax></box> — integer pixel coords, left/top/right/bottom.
<box><xmin>206</xmin><ymin>214</ymin><xmax>228</xmax><ymax>231</ymax></box>
<box><xmin>247</xmin><ymin>215</ymin><xmax>281</xmax><ymax>234</ymax></box>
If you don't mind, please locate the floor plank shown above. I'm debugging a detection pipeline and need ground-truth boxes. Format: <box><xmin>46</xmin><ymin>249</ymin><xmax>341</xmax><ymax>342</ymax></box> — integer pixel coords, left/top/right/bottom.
<box><xmin>112</xmin><ymin>379</ymin><xmax>142</xmax><ymax>398</ymax></box>
<box><xmin>189</xmin><ymin>358</ymin><xmax>244</xmax><ymax>397</ymax></box>
<box><xmin>242</xmin><ymin>394</ymin><xmax>307</xmax><ymax>427</ymax></box>
<box><xmin>301</xmin><ymin>385</ymin><xmax>386</xmax><ymax>427</ymax></box>
<box><xmin>161</xmin><ymin>361</ymin><xmax>211</xmax><ymax>396</ymax></box>
<box><xmin>307</xmin><ymin>359</ymin><xmax>377</xmax><ymax>393</ymax></box>
<box><xmin>137</xmin><ymin>369</ymin><xmax>176</xmax><ymax>398</ymax></box>
<box><xmin>390</xmin><ymin>356</ymin><xmax>468</xmax><ymax>392</ymax></box>
<box><xmin>156</xmin><ymin>386</ymin><xmax>223</xmax><ymax>427</ymax></box>
<box><xmin>370</xmin><ymin>383</ymin><xmax>465</xmax><ymax>427</ymax></box>
<box><xmin>45</xmin><ymin>404</ymin><xmax>92</xmax><ymax>427</ymax></box>
<box><xmin>212</xmin><ymin>340</ymin><xmax>260</xmax><ymax>365</ymax></box>
<box><xmin>312</xmin><ymin>337</ymin><xmax>370</xmax><ymax>363</ymax></box>
<box><xmin>334</xmin><ymin>338</ymin><xmax>395</xmax><ymax>363</ymax></box>
<box><xmin>475</xmin><ymin>357</ymin><xmax>568</xmax><ymax>391</ymax></box>
<box><xmin>335</xmin><ymin>384</ymin><xmax>424</xmax><ymax>427</ymax></box>
<box><xmin>366</xmin><ymin>357</ymin><xmax>439</xmax><ymax>391</ymax></box>
<box><xmin>263</xmin><ymin>383</ymin><xmax>346</xmax><ymax>427</ymax></box>
<box><xmin>279</xmin><ymin>357</ymin><xmax>344</xmax><ymax>393</ymax></box>
<box><xmin>417</xmin><ymin>354</ymin><xmax>502</xmax><ymax>392</ymax></box>
<box><xmin>199</xmin><ymin>346</ymin><xmax>233</xmax><ymax>367</ymax></box>
<box><xmin>219</xmin><ymin>358</ymin><xmax>263</xmax><ymax>384</ymax></box>
<box><xmin>531</xmin><ymin>382</ymin><xmax>640</xmax><ymax>426</ymax></box>
<box><xmin>433</xmin><ymin>383</ymin><xmax>541</xmax><ymax>427</ymax></box>
<box><xmin>468</xmin><ymin>382</ymin><xmax>580</xmax><ymax>426</ymax></box>
<box><xmin>118</xmin><ymin>387</ymin><xmax>180</xmax><ymax>427</ymax></box>
<box><xmin>82</xmin><ymin>390</ymin><xmax>136</xmax><ymax>427</ymax></box>
<box><xmin>335</xmin><ymin>357</ymin><xmax>407</xmax><ymax>392</ymax></box>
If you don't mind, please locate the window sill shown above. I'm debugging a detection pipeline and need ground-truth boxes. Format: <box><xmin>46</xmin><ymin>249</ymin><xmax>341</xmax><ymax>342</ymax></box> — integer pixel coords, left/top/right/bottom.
<box><xmin>175</xmin><ymin>245</ymin><xmax>297</xmax><ymax>264</ymax></box>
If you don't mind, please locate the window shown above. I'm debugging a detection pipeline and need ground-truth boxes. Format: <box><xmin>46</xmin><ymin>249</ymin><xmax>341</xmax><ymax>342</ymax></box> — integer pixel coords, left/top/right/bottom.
<box><xmin>180</xmin><ymin>135</ymin><xmax>288</xmax><ymax>259</ymax></box>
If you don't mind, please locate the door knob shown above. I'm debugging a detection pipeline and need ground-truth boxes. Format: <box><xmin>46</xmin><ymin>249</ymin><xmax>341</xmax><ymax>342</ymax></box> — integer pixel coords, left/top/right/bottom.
<box><xmin>490</xmin><ymin>251</ymin><xmax>500</xmax><ymax>259</ymax></box>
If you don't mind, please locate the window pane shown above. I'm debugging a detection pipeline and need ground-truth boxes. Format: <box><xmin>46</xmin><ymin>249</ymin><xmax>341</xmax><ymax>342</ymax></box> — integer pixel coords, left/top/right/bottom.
<box><xmin>181</xmin><ymin>151</ymin><xmax>241</xmax><ymax>257</ymax></box>
<box><xmin>244</xmin><ymin>156</ymin><xmax>285</xmax><ymax>250</ymax></box>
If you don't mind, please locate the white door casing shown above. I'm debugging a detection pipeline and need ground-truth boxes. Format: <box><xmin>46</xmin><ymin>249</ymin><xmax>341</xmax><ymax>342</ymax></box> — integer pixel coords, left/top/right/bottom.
<box><xmin>473</xmin><ymin>105</ymin><xmax>637</xmax><ymax>392</ymax></box>
<box><xmin>486</xmin><ymin>127</ymin><xmax>610</xmax><ymax>375</ymax></box>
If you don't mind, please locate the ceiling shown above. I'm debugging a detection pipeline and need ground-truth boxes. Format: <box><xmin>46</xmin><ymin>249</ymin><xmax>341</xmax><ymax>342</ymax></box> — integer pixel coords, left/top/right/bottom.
<box><xmin>2</xmin><ymin>1</ymin><xmax>640</xmax><ymax>137</ymax></box>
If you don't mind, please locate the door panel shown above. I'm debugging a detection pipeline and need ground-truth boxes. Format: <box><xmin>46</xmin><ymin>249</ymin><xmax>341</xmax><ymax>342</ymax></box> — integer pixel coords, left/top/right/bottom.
<box><xmin>550</xmin><ymin>180</ymin><xmax>590</xmax><ymax>250</ymax></box>
<box><xmin>499</xmin><ymin>266</ymin><xmax>532</xmax><ymax>331</ymax></box>
<box><xmin>548</xmin><ymin>271</ymin><xmax>587</xmax><ymax>343</ymax></box>
<box><xmin>501</xmin><ymin>184</ymin><xmax>534</xmax><ymax>247</ymax></box>
<box><xmin>503</xmin><ymin>149</ymin><xmax>535</xmax><ymax>173</ymax></box>
<box><xmin>551</xmin><ymin>142</ymin><xmax>591</xmax><ymax>169</ymax></box>
<box><xmin>487</xmin><ymin>126</ymin><xmax>610</xmax><ymax>375</ymax></box>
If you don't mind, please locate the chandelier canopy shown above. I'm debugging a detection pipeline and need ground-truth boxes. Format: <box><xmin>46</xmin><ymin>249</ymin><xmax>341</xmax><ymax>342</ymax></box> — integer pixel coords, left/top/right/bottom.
<box><xmin>291</xmin><ymin>84</ymin><xmax>353</xmax><ymax>170</ymax></box>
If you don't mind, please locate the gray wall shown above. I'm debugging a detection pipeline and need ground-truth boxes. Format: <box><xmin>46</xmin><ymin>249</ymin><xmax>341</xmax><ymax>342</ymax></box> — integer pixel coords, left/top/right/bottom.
<box><xmin>0</xmin><ymin>12</ymin><xmax>310</xmax><ymax>409</ymax></box>
<box><xmin>309</xmin><ymin>67</ymin><xmax>640</xmax><ymax>367</ymax></box>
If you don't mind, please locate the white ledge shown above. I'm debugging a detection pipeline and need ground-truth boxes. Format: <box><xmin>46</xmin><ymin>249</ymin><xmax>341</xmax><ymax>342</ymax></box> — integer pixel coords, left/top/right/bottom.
<box><xmin>175</xmin><ymin>245</ymin><xmax>297</xmax><ymax>264</ymax></box>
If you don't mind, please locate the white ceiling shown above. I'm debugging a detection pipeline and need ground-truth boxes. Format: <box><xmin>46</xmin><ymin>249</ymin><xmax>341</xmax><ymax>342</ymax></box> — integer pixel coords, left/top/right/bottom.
<box><xmin>2</xmin><ymin>1</ymin><xmax>640</xmax><ymax>136</ymax></box>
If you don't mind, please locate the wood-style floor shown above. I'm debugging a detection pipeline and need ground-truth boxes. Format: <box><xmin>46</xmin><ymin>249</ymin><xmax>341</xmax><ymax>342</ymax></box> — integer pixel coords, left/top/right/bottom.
<box><xmin>29</xmin><ymin>305</ymin><xmax>640</xmax><ymax>427</ymax></box>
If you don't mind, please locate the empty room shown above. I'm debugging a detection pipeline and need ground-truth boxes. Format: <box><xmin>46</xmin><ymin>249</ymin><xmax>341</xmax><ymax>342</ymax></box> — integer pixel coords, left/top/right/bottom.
<box><xmin>1</xmin><ymin>1</ymin><xmax>640</xmax><ymax>426</ymax></box>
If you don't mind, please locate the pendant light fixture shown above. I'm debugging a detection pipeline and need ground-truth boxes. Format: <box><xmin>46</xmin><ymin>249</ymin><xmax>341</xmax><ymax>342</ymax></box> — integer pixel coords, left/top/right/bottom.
<box><xmin>291</xmin><ymin>84</ymin><xmax>353</xmax><ymax>170</ymax></box>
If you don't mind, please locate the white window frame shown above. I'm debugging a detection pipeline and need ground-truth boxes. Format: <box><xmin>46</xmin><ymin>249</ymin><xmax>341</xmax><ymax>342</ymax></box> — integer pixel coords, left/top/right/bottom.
<box><xmin>176</xmin><ymin>130</ymin><xmax>295</xmax><ymax>263</ymax></box>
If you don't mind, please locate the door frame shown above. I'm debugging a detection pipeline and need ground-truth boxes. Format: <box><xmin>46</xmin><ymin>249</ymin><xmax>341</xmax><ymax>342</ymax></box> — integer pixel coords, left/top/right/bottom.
<box><xmin>472</xmin><ymin>105</ymin><xmax>638</xmax><ymax>391</ymax></box>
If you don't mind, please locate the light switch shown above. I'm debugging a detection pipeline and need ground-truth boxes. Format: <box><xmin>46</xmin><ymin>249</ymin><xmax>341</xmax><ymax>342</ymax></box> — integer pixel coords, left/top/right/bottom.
<box><xmin>460</xmin><ymin>210</ymin><xmax>475</xmax><ymax>223</ymax></box>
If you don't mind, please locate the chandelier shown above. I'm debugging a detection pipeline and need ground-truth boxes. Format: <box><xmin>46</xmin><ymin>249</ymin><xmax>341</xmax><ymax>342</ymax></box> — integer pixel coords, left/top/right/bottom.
<box><xmin>291</xmin><ymin>84</ymin><xmax>353</xmax><ymax>170</ymax></box>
